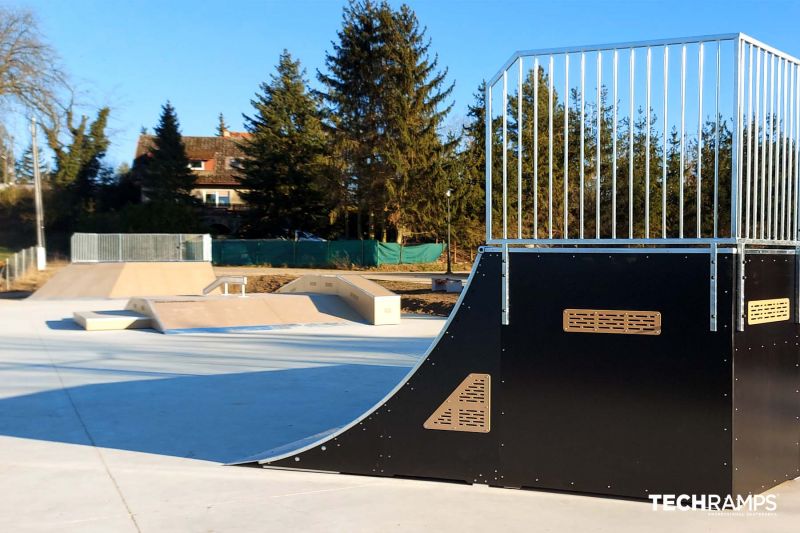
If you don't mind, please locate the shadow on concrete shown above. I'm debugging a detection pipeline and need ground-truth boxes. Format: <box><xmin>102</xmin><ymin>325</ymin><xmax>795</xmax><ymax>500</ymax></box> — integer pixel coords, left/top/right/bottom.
<box><xmin>0</xmin><ymin>290</ymin><xmax>32</xmax><ymax>299</ymax></box>
<box><xmin>46</xmin><ymin>319</ymin><xmax>87</xmax><ymax>331</ymax></box>
<box><xmin>0</xmin><ymin>364</ymin><xmax>410</xmax><ymax>463</ymax></box>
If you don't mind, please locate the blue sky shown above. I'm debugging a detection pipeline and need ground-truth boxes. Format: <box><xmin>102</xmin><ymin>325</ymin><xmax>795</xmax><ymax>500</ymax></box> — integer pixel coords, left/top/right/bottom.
<box><xmin>6</xmin><ymin>0</ymin><xmax>800</xmax><ymax>167</ymax></box>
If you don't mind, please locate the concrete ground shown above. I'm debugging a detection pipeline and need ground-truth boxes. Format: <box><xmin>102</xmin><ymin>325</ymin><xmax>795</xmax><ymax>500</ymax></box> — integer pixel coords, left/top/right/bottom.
<box><xmin>0</xmin><ymin>298</ymin><xmax>798</xmax><ymax>532</ymax></box>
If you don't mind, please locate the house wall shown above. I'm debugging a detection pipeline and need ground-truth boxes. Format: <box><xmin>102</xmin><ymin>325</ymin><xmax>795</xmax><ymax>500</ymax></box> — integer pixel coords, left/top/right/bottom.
<box><xmin>193</xmin><ymin>188</ymin><xmax>247</xmax><ymax>206</ymax></box>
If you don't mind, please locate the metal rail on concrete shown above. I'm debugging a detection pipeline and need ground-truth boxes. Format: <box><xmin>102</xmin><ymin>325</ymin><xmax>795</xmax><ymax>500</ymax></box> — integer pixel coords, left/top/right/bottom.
<box><xmin>204</xmin><ymin>275</ymin><xmax>247</xmax><ymax>296</ymax></box>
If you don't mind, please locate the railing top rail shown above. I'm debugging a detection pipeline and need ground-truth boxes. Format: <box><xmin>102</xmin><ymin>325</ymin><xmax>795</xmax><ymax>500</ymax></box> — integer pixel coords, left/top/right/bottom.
<box><xmin>738</xmin><ymin>34</ymin><xmax>800</xmax><ymax>66</ymax></box>
<box><xmin>488</xmin><ymin>33</ymin><xmax>741</xmax><ymax>86</ymax></box>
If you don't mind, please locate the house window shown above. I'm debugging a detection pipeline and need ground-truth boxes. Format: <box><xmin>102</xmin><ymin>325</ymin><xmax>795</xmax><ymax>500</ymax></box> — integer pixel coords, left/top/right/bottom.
<box><xmin>189</xmin><ymin>160</ymin><xmax>205</xmax><ymax>170</ymax></box>
<box><xmin>204</xmin><ymin>193</ymin><xmax>217</xmax><ymax>205</ymax></box>
<box><xmin>226</xmin><ymin>157</ymin><xmax>242</xmax><ymax>170</ymax></box>
<box><xmin>218</xmin><ymin>195</ymin><xmax>231</xmax><ymax>206</ymax></box>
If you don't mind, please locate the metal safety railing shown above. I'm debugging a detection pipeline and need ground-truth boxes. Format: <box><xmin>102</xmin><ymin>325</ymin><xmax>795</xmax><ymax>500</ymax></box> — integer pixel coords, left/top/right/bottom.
<box><xmin>1</xmin><ymin>246</ymin><xmax>38</xmax><ymax>290</ymax></box>
<box><xmin>70</xmin><ymin>233</ymin><xmax>211</xmax><ymax>263</ymax></box>
<box><xmin>485</xmin><ymin>33</ymin><xmax>800</xmax><ymax>247</ymax></box>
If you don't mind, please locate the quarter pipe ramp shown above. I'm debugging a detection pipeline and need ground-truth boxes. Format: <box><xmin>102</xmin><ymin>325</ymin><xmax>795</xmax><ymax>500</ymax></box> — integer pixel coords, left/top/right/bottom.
<box><xmin>236</xmin><ymin>249</ymin><xmax>799</xmax><ymax>500</ymax></box>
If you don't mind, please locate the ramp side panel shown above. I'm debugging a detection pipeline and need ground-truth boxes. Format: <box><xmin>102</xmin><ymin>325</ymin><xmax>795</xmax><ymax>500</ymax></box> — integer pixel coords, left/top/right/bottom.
<box><xmin>251</xmin><ymin>252</ymin><xmax>502</xmax><ymax>484</ymax></box>
<box><xmin>498</xmin><ymin>251</ymin><xmax>734</xmax><ymax>498</ymax></box>
<box><xmin>733</xmin><ymin>253</ymin><xmax>800</xmax><ymax>496</ymax></box>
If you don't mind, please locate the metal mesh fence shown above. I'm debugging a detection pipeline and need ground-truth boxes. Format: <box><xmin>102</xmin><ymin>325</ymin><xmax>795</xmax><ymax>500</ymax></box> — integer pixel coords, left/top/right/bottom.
<box><xmin>71</xmin><ymin>233</ymin><xmax>209</xmax><ymax>262</ymax></box>
<box><xmin>1</xmin><ymin>246</ymin><xmax>39</xmax><ymax>290</ymax></box>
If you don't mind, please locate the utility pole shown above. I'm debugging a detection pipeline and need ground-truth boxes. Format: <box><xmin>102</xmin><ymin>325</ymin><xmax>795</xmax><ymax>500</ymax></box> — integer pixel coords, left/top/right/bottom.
<box><xmin>445</xmin><ymin>189</ymin><xmax>452</xmax><ymax>275</ymax></box>
<box><xmin>31</xmin><ymin>117</ymin><xmax>46</xmax><ymax>271</ymax></box>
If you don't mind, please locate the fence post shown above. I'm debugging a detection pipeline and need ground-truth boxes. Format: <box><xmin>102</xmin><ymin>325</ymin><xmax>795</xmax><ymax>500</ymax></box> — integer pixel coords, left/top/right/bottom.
<box><xmin>202</xmin><ymin>234</ymin><xmax>212</xmax><ymax>262</ymax></box>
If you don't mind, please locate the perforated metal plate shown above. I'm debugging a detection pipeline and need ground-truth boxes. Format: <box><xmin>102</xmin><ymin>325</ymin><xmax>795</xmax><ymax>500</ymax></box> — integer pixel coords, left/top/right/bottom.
<box><xmin>423</xmin><ymin>373</ymin><xmax>490</xmax><ymax>433</ymax></box>
<box><xmin>563</xmin><ymin>309</ymin><xmax>662</xmax><ymax>335</ymax></box>
<box><xmin>747</xmin><ymin>298</ymin><xmax>790</xmax><ymax>325</ymax></box>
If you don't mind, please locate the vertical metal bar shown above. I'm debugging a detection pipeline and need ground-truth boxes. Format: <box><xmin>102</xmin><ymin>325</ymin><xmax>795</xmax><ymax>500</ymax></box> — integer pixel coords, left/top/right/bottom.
<box><xmin>597</xmin><ymin>52</ymin><xmax>602</xmax><ymax>238</ymax></box>
<box><xmin>663</xmin><ymin>45</ymin><xmax>669</xmax><ymax>238</ymax></box>
<box><xmin>679</xmin><ymin>44</ymin><xmax>686</xmax><ymax>238</ymax></box>
<box><xmin>517</xmin><ymin>58</ymin><xmax>523</xmax><ymax>240</ymax></box>
<box><xmin>629</xmin><ymin>48</ymin><xmax>635</xmax><ymax>238</ymax></box>
<box><xmin>710</xmin><ymin>242</ymin><xmax>717</xmax><ymax>332</ymax></box>
<box><xmin>612</xmin><ymin>49</ymin><xmax>618</xmax><ymax>238</ymax></box>
<box><xmin>737</xmin><ymin>243</ymin><xmax>745</xmax><ymax>332</ymax></box>
<box><xmin>745</xmin><ymin>43</ymin><xmax>753</xmax><ymax>239</ymax></box>
<box><xmin>645</xmin><ymin>47</ymin><xmax>651</xmax><ymax>239</ymax></box>
<box><xmin>580</xmin><ymin>53</ymin><xmax>585</xmax><ymax>239</ymax></box>
<box><xmin>782</xmin><ymin>59</ymin><xmax>789</xmax><ymax>240</ymax></box>
<box><xmin>485</xmin><ymin>83</ymin><xmax>492</xmax><ymax>242</ymax></box>
<box><xmin>776</xmin><ymin>58</ymin><xmax>783</xmax><ymax>239</ymax></box>
<box><xmin>789</xmin><ymin>62</ymin><xmax>795</xmax><ymax>241</ymax></box>
<box><xmin>754</xmin><ymin>48</ymin><xmax>762</xmax><ymax>239</ymax></box>
<box><xmin>503</xmin><ymin>70</ymin><xmax>508</xmax><ymax>241</ymax></box>
<box><xmin>795</xmin><ymin>64</ymin><xmax>800</xmax><ymax>241</ymax></box>
<box><xmin>768</xmin><ymin>53</ymin><xmax>775</xmax><ymax>239</ymax></box>
<box><xmin>714</xmin><ymin>41</ymin><xmax>721</xmax><ymax>238</ymax></box>
<box><xmin>501</xmin><ymin>243</ymin><xmax>509</xmax><ymax>325</ymax></box>
<box><xmin>762</xmin><ymin>52</ymin><xmax>769</xmax><ymax>238</ymax></box>
<box><xmin>548</xmin><ymin>55</ymin><xmax>554</xmax><ymax>239</ymax></box>
<box><xmin>731</xmin><ymin>39</ymin><xmax>742</xmax><ymax>240</ymax></box>
<box><xmin>564</xmin><ymin>53</ymin><xmax>570</xmax><ymax>238</ymax></box>
<box><xmin>698</xmin><ymin>43</ymin><xmax>705</xmax><ymax>238</ymax></box>
<box><xmin>533</xmin><ymin>57</ymin><xmax>539</xmax><ymax>239</ymax></box>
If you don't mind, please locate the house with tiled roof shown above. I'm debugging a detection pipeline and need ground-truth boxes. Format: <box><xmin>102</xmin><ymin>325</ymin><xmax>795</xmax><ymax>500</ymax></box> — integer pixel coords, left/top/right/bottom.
<box><xmin>134</xmin><ymin>130</ymin><xmax>251</xmax><ymax>208</ymax></box>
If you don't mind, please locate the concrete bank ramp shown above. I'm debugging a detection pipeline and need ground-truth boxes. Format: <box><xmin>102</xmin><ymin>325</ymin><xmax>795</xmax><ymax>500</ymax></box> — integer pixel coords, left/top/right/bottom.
<box><xmin>125</xmin><ymin>293</ymin><xmax>363</xmax><ymax>333</ymax></box>
<box><xmin>30</xmin><ymin>262</ymin><xmax>217</xmax><ymax>300</ymax></box>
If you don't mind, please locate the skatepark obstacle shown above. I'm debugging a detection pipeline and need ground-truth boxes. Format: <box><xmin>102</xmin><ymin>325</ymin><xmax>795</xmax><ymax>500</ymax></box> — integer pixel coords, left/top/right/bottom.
<box><xmin>73</xmin><ymin>274</ymin><xmax>399</xmax><ymax>332</ymax></box>
<box><xmin>238</xmin><ymin>34</ymin><xmax>800</xmax><ymax>500</ymax></box>
<box><xmin>31</xmin><ymin>261</ymin><xmax>217</xmax><ymax>300</ymax></box>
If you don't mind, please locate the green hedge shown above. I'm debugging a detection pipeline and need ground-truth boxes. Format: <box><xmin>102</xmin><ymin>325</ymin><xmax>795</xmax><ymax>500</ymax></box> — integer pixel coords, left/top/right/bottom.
<box><xmin>212</xmin><ymin>239</ymin><xmax>444</xmax><ymax>267</ymax></box>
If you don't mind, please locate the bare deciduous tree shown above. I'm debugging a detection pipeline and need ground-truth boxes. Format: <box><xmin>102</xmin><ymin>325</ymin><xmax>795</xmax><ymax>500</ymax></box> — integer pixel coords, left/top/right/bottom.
<box><xmin>0</xmin><ymin>7</ymin><xmax>67</xmax><ymax>118</ymax></box>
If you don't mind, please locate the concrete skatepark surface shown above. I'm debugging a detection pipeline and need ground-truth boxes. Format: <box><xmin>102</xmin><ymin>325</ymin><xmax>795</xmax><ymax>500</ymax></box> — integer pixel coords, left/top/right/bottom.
<box><xmin>1</xmin><ymin>298</ymin><xmax>798</xmax><ymax>532</ymax></box>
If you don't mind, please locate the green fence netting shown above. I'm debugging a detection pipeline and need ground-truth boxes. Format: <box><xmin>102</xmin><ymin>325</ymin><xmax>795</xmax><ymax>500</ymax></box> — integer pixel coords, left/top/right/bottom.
<box><xmin>212</xmin><ymin>239</ymin><xmax>444</xmax><ymax>267</ymax></box>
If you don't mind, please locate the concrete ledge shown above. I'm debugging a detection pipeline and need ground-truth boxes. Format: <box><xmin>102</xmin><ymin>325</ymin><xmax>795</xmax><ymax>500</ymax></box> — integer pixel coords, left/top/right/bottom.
<box><xmin>73</xmin><ymin>310</ymin><xmax>153</xmax><ymax>331</ymax></box>
<box><xmin>277</xmin><ymin>275</ymin><xmax>401</xmax><ymax>325</ymax></box>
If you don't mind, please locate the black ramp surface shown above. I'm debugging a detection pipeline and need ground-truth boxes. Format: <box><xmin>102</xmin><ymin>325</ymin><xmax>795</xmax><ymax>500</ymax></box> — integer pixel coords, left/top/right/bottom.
<box><xmin>498</xmin><ymin>252</ymin><xmax>734</xmax><ymax>497</ymax></box>
<box><xmin>241</xmin><ymin>251</ymin><xmax>503</xmax><ymax>484</ymax></box>
<box><xmin>733</xmin><ymin>253</ymin><xmax>800</xmax><ymax>495</ymax></box>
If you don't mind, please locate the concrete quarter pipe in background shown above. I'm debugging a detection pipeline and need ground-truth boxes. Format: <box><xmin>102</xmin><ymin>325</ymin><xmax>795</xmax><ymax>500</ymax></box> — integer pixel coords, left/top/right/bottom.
<box><xmin>30</xmin><ymin>262</ymin><xmax>216</xmax><ymax>300</ymax></box>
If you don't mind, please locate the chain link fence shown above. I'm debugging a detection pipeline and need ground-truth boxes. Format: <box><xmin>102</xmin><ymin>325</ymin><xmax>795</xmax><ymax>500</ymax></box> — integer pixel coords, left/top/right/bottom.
<box><xmin>1</xmin><ymin>246</ymin><xmax>39</xmax><ymax>291</ymax></box>
<box><xmin>70</xmin><ymin>233</ymin><xmax>211</xmax><ymax>263</ymax></box>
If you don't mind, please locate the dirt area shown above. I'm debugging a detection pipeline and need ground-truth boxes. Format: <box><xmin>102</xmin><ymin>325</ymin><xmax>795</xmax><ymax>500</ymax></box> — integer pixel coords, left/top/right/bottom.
<box><xmin>245</xmin><ymin>274</ymin><xmax>298</xmax><ymax>294</ymax></box>
<box><xmin>243</xmin><ymin>275</ymin><xmax>457</xmax><ymax>317</ymax></box>
<box><xmin>373</xmin><ymin>280</ymin><xmax>458</xmax><ymax>316</ymax></box>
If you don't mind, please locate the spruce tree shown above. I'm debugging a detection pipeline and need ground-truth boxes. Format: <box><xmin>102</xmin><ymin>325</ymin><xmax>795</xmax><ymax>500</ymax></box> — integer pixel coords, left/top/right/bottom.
<box><xmin>238</xmin><ymin>50</ymin><xmax>330</xmax><ymax>237</ymax></box>
<box><xmin>380</xmin><ymin>3</ymin><xmax>454</xmax><ymax>242</ymax></box>
<box><xmin>137</xmin><ymin>102</ymin><xmax>196</xmax><ymax>203</ymax></box>
<box><xmin>318</xmin><ymin>0</ymin><xmax>386</xmax><ymax>238</ymax></box>
<box><xmin>216</xmin><ymin>112</ymin><xmax>229</xmax><ymax>136</ymax></box>
<box><xmin>16</xmin><ymin>144</ymin><xmax>41</xmax><ymax>183</ymax></box>
<box><xmin>319</xmin><ymin>1</ymin><xmax>455</xmax><ymax>242</ymax></box>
